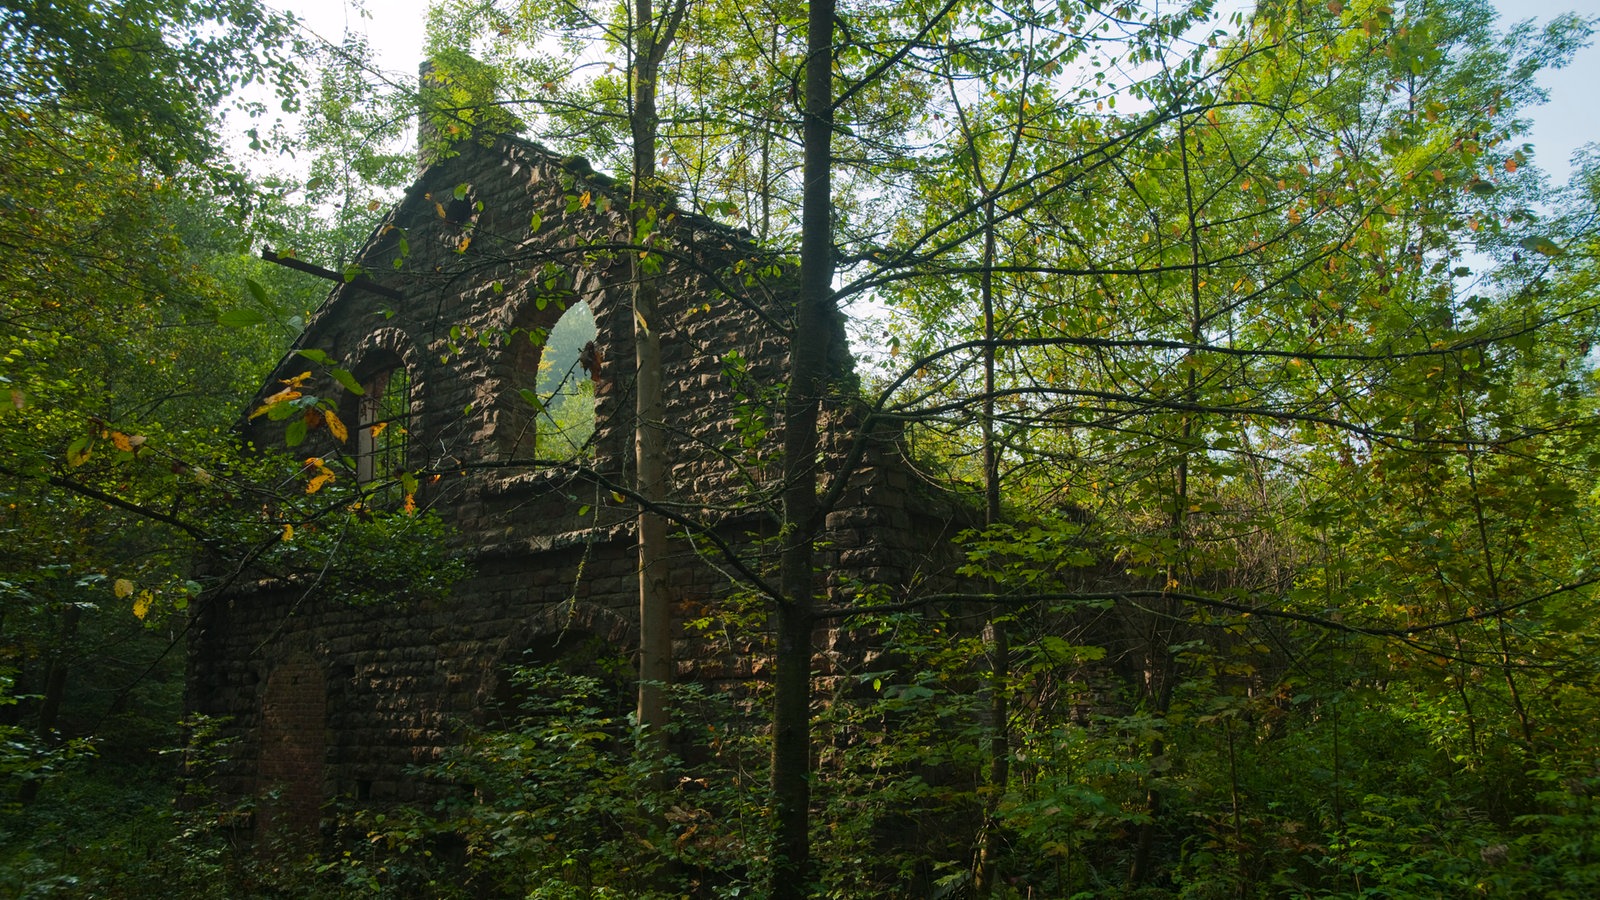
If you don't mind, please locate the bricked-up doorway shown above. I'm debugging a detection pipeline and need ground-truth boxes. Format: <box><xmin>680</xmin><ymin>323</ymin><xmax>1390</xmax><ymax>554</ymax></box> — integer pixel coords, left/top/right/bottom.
<box><xmin>257</xmin><ymin>652</ymin><xmax>327</xmax><ymax>846</ymax></box>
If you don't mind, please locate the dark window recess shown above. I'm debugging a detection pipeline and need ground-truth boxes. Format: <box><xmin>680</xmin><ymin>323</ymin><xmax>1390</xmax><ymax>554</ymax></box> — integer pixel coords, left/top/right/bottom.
<box><xmin>357</xmin><ymin>366</ymin><xmax>410</xmax><ymax>484</ymax></box>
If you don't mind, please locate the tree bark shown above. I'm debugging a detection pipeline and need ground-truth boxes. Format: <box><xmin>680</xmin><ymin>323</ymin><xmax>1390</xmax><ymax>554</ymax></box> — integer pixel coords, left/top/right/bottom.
<box><xmin>769</xmin><ymin>0</ymin><xmax>834</xmax><ymax>892</ymax></box>
<box><xmin>630</xmin><ymin>0</ymin><xmax>685</xmax><ymax>761</ymax></box>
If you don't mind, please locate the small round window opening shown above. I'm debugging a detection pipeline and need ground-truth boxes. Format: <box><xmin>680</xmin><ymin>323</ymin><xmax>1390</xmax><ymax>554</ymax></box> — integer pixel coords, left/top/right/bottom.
<box><xmin>429</xmin><ymin>186</ymin><xmax>481</xmax><ymax>254</ymax></box>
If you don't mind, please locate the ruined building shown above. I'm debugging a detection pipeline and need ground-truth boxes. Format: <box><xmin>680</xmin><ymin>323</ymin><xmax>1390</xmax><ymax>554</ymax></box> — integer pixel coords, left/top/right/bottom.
<box><xmin>186</xmin><ymin>126</ymin><xmax>976</xmax><ymax>839</ymax></box>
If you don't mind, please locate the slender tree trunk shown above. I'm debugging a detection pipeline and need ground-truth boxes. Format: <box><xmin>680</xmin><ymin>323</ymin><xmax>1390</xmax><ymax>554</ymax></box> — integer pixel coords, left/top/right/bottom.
<box><xmin>769</xmin><ymin>0</ymin><xmax>834</xmax><ymax>892</ymax></box>
<box><xmin>630</xmin><ymin>0</ymin><xmax>685</xmax><ymax>761</ymax></box>
<box><xmin>974</xmin><ymin>196</ymin><xmax>1010</xmax><ymax>896</ymax></box>
<box><xmin>1132</xmin><ymin>113</ymin><xmax>1205</xmax><ymax>887</ymax></box>
<box><xmin>17</xmin><ymin>603</ymin><xmax>80</xmax><ymax>805</ymax></box>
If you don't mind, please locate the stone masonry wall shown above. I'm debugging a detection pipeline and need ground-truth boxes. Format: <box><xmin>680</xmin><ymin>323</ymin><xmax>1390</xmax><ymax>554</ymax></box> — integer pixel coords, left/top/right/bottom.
<box><xmin>187</xmin><ymin>135</ymin><xmax>977</xmax><ymax>840</ymax></box>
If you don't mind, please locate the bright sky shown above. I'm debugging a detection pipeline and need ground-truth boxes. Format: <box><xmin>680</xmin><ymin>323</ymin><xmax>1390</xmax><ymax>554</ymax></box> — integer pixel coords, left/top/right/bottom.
<box><xmin>261</xmin><ymin>0</ymin><xmax>1600</xmax><ymax>181</ymax></box>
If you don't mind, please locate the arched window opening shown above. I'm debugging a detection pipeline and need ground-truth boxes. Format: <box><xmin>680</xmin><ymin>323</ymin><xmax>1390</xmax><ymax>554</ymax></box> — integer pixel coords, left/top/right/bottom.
<box><xmin>357</xmin><ymin>366</ymin><xmax>411</xmax><ymax>484</ymax></box>
<box><xmin>533</xmin><ymin>302</ymin><xmax>597</xmax><ymax>460</ymax></box>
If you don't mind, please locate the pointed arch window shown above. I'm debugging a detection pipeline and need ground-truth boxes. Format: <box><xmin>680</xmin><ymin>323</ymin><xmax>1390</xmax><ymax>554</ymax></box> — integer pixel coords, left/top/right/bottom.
<box><xmin>534</xmin><ymin>302</ymin><xmax>597</xmax><ymax>460</ymax></box>
<box><xmin>504</xmin><ymin>299</ymin><xmax>596</xmax><ymax>461</ymax></box>
<box><xmin>356</xmin><ymin>366</ymin><xmax>411</xmax><ymax>484</ymax></box>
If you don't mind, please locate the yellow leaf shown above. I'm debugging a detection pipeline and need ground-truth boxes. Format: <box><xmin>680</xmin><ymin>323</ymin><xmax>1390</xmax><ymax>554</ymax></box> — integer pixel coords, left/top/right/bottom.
<box><xmin>133</xmin><ymin>590</ymin><xmax>153</xmax><ymax>621</ymax></box>
<box><xmin>111</xmin><ymin>431</ymin><xmax>133</xmax><ymax>452</ymax></box>
<box><xmin>403</xmin><ymin>493</ymin><xmax>417</xmax><ymax>515</ymax></box>
<box><xmin>282</xmin><ymin>523</ymin><xmax>295</xmax><ymax>542</ymax></box>
<box><xmin>611</xmin><ymin>490</ymin><xmax>627</xmax><ymax>504</ymax></box>
<box><xmin>305</xmin><ymin>457</ymin><xmax>336</xmax><ymax>494</ymax></box>
<box><xmin>369</xmin><ymin>421</ymin><xmax>388</xmax><ymax>439</ymax></box>
<box><xmin>114</xmin><ymin>578</ymin><xmax>135</xmax><ymax>599</ymax></box>
<box><xmin>324</xmin><ymin>408</ymin><xmax>349</xmax><ymax>443</ymax></box>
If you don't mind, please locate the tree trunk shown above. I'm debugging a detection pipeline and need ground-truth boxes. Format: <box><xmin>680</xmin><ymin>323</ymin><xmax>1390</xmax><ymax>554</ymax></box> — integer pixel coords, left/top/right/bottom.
<box><xmin>17</xmin><ymin>602</ymin><xmax>81</xmax><ymax>805</ymax></box>
<box><xmin>974</xmin><ymin>196</ymin><xmax>1009</xmax><ymax>896</ymax></box>
<box><xmin>769</xmin><ymin>0</ymin><xmax>834</xmax><ymax>892</ymax></box>
<box><xmin>630</xmin><ymin>0</ymin><xmax>685</xmax><ymax>763</ymax></box>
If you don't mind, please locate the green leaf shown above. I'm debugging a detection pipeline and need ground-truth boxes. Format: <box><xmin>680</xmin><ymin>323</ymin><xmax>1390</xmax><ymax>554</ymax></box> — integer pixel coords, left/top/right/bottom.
<box><xmin>1518</xmin><ymin>235</ymin><xmax>1565</xmax><ymax>257</ymax></box>
<box><xmin>330</xmin><ymin>367</ymin><xmax>365</xmax><ymax>395</ymax></box>
<box><xmin>297</xmin><ymin>349</ymin><xmax>333</xmax><ymax>365</ymax></box>
<box><xmin>285</xmin><ymin>418</ymin><xmax>308</xmax><ymax>447</ymax></box>
<box><xmin>246</xmin><ymin>278</ymin><xmax>269</xmax><ymax>304</ymax></box>
<box><xmin>218</xmin><ymin>308</ymin><xmax>267</xmax><ymax>328</ymax></box>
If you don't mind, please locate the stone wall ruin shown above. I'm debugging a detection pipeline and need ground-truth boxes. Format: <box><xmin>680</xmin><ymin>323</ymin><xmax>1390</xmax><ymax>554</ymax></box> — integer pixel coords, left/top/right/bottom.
<box><xmin>186</xmin><ymin>134</ymin><xmax>977</xmax><ymax>841</ymax></box>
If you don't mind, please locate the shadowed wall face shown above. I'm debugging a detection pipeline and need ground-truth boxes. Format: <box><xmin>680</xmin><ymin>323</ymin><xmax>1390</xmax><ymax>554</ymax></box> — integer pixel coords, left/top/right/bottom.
<box><xmin>257</xmin><ymin>653</ymin><xmax>326</xmax><ymax>842</ymax></box>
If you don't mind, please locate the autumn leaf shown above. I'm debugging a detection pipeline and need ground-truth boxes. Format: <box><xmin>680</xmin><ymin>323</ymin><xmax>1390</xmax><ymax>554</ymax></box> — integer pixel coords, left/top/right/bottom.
<box><xmin>111</xmin><ymin>431</ymin><xmax>133</xmax><ymax>452</ymax></box>
<box><xmin>282</xmin><ymin>523</ymin><xmax>295</xmax><ymax>542</ymax></box>
<box><xmin>252</xmin><ymin>372</ymin><xmax>314</xmax><ymax>418</ymax></box>
<box><xmin>133</xmin><ymin>590</ymin><xmax>153</xmax><ymax>621</ymax></box>
<box><xmin>324</xmin><ymin>408</ymin><xmax>349</xmax><ymax>443</ymax></box>
<box><xmin>305</xmin><ymin>457</ymin><xmax>336</xmax><ymax>494</ymax></box>
<box><xmin>114</xmin><ymin>578</ymin><xmax>135</xmax><ymax>599</ymax></box>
